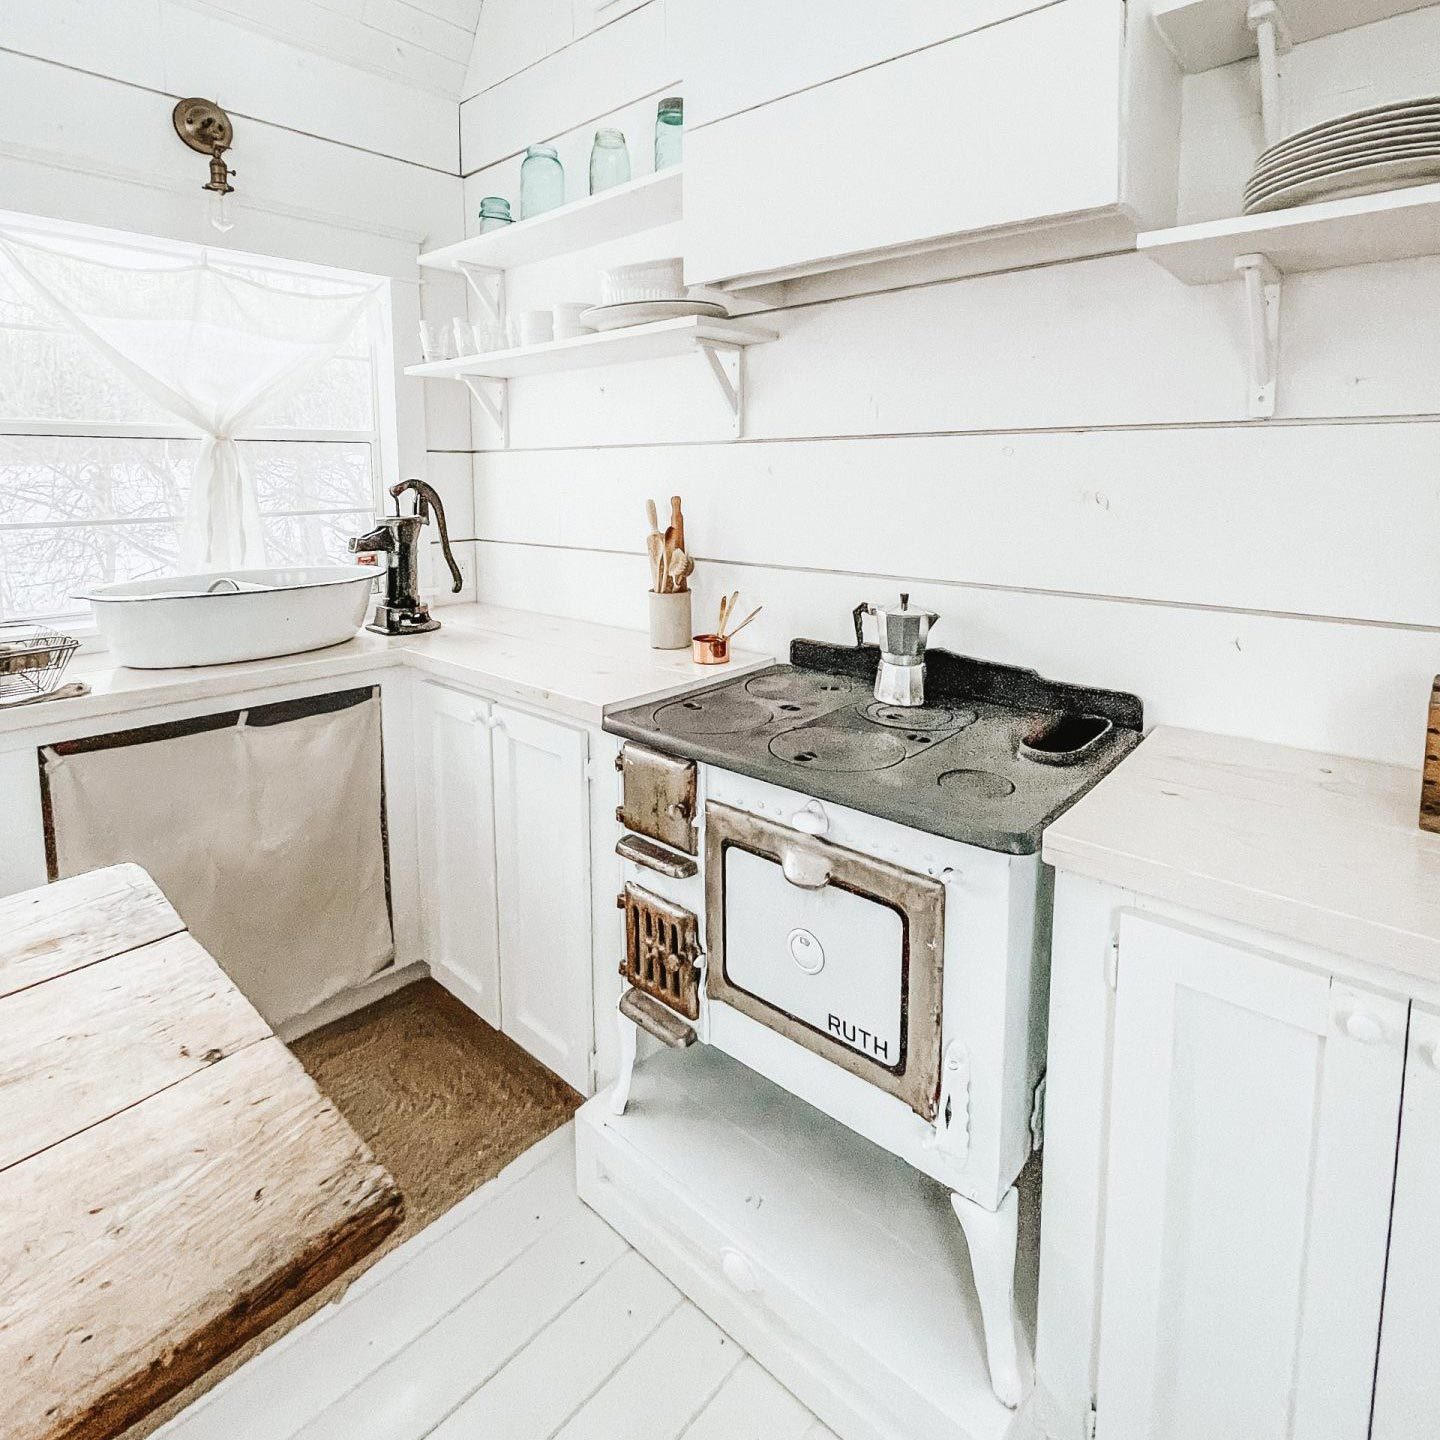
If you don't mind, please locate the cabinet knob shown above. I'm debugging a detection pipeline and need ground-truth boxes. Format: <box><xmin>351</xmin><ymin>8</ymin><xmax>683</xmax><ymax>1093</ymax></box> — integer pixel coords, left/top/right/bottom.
<box><xmin>485</xmin><ymin>714</ymin><xmax>505</xmax><ymax>732</ymax></box>
<box><xmin>1342</xmin><ymin>1011</ymin><xmax>1387</xmax><ymax>1045</ymax></box>
<box><xmin>790</xmin><ymin>801</ymin><xmax>829</xmax><ymax>837</ymax></box>
<box><xmin>470</xmin><ymin>707</ymin><xmax>486</xmax><ymax>723</ymax></box>
<box><xmin>1422</xmin><ymin>1039</ymin><xmax>1440</xmax><ymax>1071</ymax></box>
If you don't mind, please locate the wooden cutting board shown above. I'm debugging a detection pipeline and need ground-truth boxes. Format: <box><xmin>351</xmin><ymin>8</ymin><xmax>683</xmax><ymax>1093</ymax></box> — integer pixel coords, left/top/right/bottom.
<box><xmin>0</xmin><ymin>864</ymin><xmax>403</xmax><ymax>1440</ymax></box>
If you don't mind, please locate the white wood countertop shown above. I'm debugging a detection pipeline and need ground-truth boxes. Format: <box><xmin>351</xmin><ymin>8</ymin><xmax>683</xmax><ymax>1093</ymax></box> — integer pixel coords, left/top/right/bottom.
<box><xmin>0</xmin><ymin>604</ymin><xmax>770</xmax><ymax>741</ymax></box>
<box><xmin>1043</xmin><ymin>726</ymin><xmax>1440</xmax><ymax>984</ymax></box>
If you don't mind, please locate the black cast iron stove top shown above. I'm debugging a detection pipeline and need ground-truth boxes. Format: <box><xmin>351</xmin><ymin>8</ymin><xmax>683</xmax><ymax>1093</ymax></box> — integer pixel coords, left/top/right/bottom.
<box><xmin>605</xmin><ymin>639</ymin><xmax>1144</xmax><ymax>855</ymax></box>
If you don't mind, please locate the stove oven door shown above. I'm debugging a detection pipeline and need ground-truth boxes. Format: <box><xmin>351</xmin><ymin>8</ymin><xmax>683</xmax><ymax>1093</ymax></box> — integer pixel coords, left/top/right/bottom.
<box><xmin>704</xmin><ymin>800</ymin><xmax>944</xmax><ymax>1120</ymax></box>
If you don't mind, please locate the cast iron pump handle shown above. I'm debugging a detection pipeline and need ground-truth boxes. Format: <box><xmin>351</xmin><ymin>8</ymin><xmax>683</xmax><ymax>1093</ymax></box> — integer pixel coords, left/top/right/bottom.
<box><xmin>391</xmin><ymin>478</ymin><xmax>463</xmax><ymax>594</ymax></box>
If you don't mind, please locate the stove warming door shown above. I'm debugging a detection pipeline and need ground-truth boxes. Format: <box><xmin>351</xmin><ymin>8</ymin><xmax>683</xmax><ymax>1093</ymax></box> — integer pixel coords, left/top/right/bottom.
<box><xmin>704</xmin><ymin>801</ymin><xmax>944</xmax><ymax>1121</ymax></box>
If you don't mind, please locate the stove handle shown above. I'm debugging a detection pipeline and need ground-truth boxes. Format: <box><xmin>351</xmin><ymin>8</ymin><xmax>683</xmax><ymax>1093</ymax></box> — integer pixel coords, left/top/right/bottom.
<box><xmin>780</xmin><ymin>841</ymin><xmax>831</xmax><ymax>890</ymax></box>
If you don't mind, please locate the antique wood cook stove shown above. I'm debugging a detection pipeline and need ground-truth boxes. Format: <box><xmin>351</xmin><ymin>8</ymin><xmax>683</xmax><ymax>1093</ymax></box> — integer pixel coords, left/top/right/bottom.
<box><xmin>602</xmin><ymin>604</ymin><xmax>1142</xmax><ymax>1409</ymax></box>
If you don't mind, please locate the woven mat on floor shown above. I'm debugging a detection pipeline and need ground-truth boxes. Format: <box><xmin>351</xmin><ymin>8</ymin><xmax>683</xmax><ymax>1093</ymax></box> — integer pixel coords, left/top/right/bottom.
<box><xmin>126</xmin><ymin>979</ymin><xmax>580</xmax><ymax>1437</ymax></box>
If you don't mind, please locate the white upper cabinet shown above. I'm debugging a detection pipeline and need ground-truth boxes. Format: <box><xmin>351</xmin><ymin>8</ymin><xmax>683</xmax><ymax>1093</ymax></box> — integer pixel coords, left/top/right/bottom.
<box><xmin>1097</xmin><ymin>915</ymin><xmax>1406</xmax><ymax>1440</ymax></box>
<box><xmin>1372</xmin><ymin>1004</ymin><xmax>1440</xmax><ymax>1440</ymax></box>
<box><xmin>682</xmin><ymin>0</ymin><xmax>1181</xmax><ymax>299</ymax></box>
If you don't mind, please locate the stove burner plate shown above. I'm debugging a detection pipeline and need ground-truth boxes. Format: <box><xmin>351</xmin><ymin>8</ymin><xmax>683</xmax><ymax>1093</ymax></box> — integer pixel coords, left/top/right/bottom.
<box><xmin>770</xmin><ymin>727</ymin><xmax>907</xmax><ymax>773</ymax></box>
<box><xmin>746</xmin><ymin>670</ymin><xmax>868</xmax><ymax>702</ymax></box>
<box><xmin>937</xmin><ymin>769</ymin><xmax>1017</xmax><ymax>801</ymax></box>
<box><xmin>863</xmin><ymin>702</ymin><xmax>976</xmax><ymax>733</ymax></box>
<box><xmin>653</xmin><ymin>694</ymin><xmax>774</xmax><ymax>735</ymax></box>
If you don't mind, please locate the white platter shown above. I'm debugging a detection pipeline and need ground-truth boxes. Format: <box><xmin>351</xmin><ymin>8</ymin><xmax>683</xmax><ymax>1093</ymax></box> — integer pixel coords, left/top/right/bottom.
<box><xmin>1245</xmin><ymin>155</ymin><xmax>1440</xmax><ymax>214</ymax></box>
<box><xmin>579</xmin><ymin>299</ymin><xmax>730</xmax><ymax>331</ymax></box>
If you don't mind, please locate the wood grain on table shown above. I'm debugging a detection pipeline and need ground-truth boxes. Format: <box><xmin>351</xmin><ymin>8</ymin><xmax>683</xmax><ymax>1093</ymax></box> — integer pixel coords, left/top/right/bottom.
<box><xmin>0</xmin><ymin>863</ymin><xmax>403</xmax><ymax>1440</ymax></box>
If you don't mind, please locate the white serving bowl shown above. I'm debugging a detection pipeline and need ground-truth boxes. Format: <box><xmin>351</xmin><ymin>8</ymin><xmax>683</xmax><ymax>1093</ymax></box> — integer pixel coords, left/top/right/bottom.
<box><xmin>599</xmin><ymin>257</ymin><xmax>686</xmax><ymax>305</ymax></box>
<box><xmin>79</xmin><ymin>566</ymin><xmax>376</xmax><ymax>669</ymax></box>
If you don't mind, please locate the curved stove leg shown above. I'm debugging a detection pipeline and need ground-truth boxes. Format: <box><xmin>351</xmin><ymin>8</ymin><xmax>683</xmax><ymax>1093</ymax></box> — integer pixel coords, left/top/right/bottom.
<box><xmin>950</xmin><ymin>1185</ymin><xmax>1028</xmax><ymax>1409</ymax></box>
<box><xmin>610</xmin><ymin>1000</ymin><xmax>638</xmax><ymax>1115</ymax></box>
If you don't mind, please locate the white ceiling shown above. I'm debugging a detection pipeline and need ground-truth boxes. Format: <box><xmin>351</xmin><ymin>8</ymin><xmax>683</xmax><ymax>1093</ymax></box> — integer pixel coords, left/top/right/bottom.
<box><xmin>184</xmin><ymin>0</ymin><xmax>487</xmax><ymax>98</ymax></box>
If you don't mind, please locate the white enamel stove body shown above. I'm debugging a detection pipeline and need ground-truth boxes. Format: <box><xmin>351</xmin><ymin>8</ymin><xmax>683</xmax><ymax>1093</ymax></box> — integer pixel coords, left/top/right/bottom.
<box><xmin>612</xmin><ymin>759</ymin><xmax>1049</xmax><ymax>1408</ymax></box>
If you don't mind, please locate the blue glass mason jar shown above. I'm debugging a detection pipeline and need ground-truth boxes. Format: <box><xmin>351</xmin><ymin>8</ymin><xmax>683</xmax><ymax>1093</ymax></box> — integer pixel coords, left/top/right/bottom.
<box><xmin>589</xmin><ymin>128</ymin><xmax>631</xmax><ymax>195</ymax></box>
<box><xmin>654</xmin><ymin>97</ymin><xmax>683</xmax><ymax>171</ymax></box>
<box><xmin>476</xmin><ymin>196</ymin><xmax>513</xmax><ymax>232</ymax></box>
<box><xmin>519</xmin><ymin>145</ymin><xmax>564</xmax><ymax>218</ymax></box>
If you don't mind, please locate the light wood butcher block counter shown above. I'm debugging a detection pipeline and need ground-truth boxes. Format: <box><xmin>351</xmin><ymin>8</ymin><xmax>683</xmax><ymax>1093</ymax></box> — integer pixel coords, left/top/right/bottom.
<box><xmin>1043</xmin><ymin>725</ymin><xmax>1440</xmax><ymax>986</ymax></box>
<box><xmin>0</xmin><ymin>863</ymin><xmax>402</xmax><ymax>1440</ymax></box>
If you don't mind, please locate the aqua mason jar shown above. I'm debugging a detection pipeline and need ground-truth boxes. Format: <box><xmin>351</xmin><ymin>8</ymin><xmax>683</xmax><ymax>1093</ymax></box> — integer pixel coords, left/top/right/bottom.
<box><xmin>589</xmin><ymin>128</ymin><xmax>631</xmax><ymax>195</ymax></box>
<box><xmin>654</xmin><ymin>97</ymin><xmax>683</xmax><ymax>171</ymax></box>
<box><xmin>519</xmin><ymin>145</ymin><xmax>565</xmax><ymax>218</ymax></box>
<box><xmin>476</xmin><ymin>196</ymin><xmax>513</xmax><ymax>232</ymax></box>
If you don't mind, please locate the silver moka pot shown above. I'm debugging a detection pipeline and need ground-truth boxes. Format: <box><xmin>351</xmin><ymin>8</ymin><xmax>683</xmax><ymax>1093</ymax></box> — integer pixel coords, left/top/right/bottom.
<box><xmin>853</xmin><ymin>593</ymin><xmax>939</xmax><ymax>707</ymax></box>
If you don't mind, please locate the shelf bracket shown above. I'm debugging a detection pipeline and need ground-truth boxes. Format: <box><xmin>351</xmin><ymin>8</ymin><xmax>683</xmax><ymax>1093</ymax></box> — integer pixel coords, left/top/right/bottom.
<box><xmin>456</xmin><ymin>262</ymin><xmax>506</xmax><ymax>329</ymax></box>
<box><xmin>462</xmin><ymin>374</ymin><xmax>509</xmax><ymax>448</ymax></box>
<box><xmin>697</xmin><ymin>341</ymin><xmax>745</xmax><ymax>438</ymax></box>
<box><xmin>1235</xmin><ymin>252</ymin><xmax>1282</xmax><ymax>419</ymax></box>
<box><xmin>1247</xmin><ymin>0</ymin><xmax>1294</xmax><ymax>150</ymax></box>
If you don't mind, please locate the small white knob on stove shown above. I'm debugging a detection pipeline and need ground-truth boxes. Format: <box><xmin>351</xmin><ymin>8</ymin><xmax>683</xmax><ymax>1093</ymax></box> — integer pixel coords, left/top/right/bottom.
<box><xmin>790</xmin><ymin>801</ymin><xmax>829</xmax><ymax>837</ymax></box>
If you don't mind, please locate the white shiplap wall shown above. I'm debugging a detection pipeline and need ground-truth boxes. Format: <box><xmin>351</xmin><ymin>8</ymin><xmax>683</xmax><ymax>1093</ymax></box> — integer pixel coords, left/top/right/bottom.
<box><xmin>455</xmin><ymin>0</ymin><xmax>1440</xmax><ymax>766</ymax></box>
<box><xmin>0</xmin><ymin>0</ymin><xmax>478</xmax><ymax>594</ymax></box>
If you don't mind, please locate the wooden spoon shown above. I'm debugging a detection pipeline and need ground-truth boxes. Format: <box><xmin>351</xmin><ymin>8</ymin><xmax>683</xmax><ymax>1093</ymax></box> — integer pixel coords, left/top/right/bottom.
<box><xmin>646</xmin><ymin>532</ymin><xmax>665</xmax><ymax>593</ymax></box>
<box><xmin>666</xmin><ymin>548</ymin><xmax>693</xmax><ymax>592</ymax></box>
<box><xmin>646</xmin><ymin>498</ymin><xmax>660</xmax><ymax>535</ymax></box>
<box><xmin>670</xmin><ymin>495</ymin><xmax>685</xmax><ymax>554</ymax></box>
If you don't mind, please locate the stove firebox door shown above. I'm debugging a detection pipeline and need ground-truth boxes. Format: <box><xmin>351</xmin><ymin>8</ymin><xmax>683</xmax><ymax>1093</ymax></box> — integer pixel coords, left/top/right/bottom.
<box><xmin>615</xmin><ymin>743</ymin><xmax>697</xmax><ymax>855</ymax></box>
<box><xmin>705</xmin><ymin>801</ymin><xmax>944</xmax><ymax>1121</ymax></box>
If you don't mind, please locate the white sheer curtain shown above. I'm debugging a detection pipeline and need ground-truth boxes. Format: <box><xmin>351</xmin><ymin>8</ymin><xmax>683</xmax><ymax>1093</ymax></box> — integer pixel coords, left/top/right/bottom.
<box><xmin>0</xmin><ymin>230</ymin><xmax>383</xmax><ymax>570</ymax></box>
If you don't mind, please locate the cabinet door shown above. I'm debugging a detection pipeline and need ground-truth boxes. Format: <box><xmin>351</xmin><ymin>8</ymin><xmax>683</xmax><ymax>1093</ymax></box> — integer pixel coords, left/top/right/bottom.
<box><xmin>491</xmin><ymin>703</ymin><xmax>593</xmax><ymax>1092</ymax></box>
<box><xmin>1097</xmin><ymin>915</ymin><xmax>1406</xmax><ymax>1440</ymax></box>
<box><xmin>681</xmin><ymin>0</ymin><xmax>1049</xmax><ymax>127</ymax></box>
<box><xmin>684</xmin><ymin>0</ymin><xmax>1124</xmax><ymax>288</ymax></box>
<box><xmin>1372</xmin><ymin>1005</ymin><xmax>1440</xmax><ymax>1439</ymax></box>
<box><xmin>412</xmin><ymin>683</ymin><xmax>501</xmax><ymax>1025</ymax></box>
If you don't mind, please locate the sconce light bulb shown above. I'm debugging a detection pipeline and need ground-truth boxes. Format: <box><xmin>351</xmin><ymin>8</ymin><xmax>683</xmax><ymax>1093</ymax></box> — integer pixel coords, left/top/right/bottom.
<box><xmin>208</xmin><ymin>188</ymin><xmax>234</xmax><ymax>234</ymax></box>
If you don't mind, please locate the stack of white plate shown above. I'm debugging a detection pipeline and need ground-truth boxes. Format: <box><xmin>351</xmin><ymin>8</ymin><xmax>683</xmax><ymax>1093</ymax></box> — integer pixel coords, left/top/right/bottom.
<box><xmin>582</xmin><ymin>257</ymin><xmax>729</xmax><ymax>332</ymax></box>
<box><xmin>1244</xmin><ymin>96</ymin><xmax>1440</xmax><ymax>215</ymax></box>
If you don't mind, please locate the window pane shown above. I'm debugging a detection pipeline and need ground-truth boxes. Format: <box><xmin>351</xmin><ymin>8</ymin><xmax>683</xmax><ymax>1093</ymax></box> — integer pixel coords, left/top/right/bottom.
<box><xmin>262</xmin><ymin>511</ymin><xmax>374</xmax><ymax>566</ymax></box>
<box><xmin>0</xmin><ymin>435</ymin><xmax>194</xmax><ymax>524</ymax></box>
<box><xmin>253</xmin><ymin>357</ymin><xmax>375</xmax><ymax>432</ymax></box>
<box><xmin>0</xmin><ymin>521</ymin><xmax>180</xmax><ymax>620</ymax></box>
<box><xmin>240</xmin><ymin>440</ymin><xmax>375</xmax><ymax>513</ymax></box>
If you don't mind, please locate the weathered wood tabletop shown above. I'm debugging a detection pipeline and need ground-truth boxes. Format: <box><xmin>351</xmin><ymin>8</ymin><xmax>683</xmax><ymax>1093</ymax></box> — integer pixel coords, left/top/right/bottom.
<box><xmin>0</xmin><ymin>863</ymin><xmax>403</xmax><ymax>1440</ymax></box>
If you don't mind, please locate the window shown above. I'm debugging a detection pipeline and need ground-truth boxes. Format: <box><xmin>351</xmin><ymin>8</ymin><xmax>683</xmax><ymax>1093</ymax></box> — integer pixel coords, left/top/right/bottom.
<box><xmin>0</xmin><ymin>222</ymin><xmax>392</xmax><ymax>624</ymax></box>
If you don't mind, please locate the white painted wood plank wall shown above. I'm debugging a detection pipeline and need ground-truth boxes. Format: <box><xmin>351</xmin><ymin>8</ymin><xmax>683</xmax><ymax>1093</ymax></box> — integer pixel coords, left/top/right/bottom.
<box><xmin>456</xmin><ymin>0</ymin><xmax>1440</xmax><ymax>765</ymax></box>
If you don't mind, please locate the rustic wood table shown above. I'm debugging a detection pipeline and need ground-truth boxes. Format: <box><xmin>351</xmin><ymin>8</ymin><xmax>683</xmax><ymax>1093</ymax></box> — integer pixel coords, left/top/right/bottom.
<box><xmin>0</xmin><ymin>863</ymin><xmax>403</xmax><ymax>1440</ymax></box>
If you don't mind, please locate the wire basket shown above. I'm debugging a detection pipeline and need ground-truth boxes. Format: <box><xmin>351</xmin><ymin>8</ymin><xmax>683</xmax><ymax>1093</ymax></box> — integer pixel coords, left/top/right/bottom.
<box><xmin>0</xmin><ymin>622</ymin><xmax>80</xmax><ymax>700</ymax></box>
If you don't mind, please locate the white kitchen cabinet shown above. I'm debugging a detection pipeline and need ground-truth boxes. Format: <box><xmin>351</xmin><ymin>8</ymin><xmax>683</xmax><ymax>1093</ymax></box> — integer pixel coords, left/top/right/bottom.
<box><xmin>682</xmin><ymin>0</ymin><xmax>1181</xmax><ymax>301</ymax></box>
<box><xmin>413</xmin><ymin>682</ymin><xmax>502</xmax><ymax>1025</ymax></box>
<box><xmin>491</xmin><ymin>702</ymin><xmax>594</xmax><ymax>1092</ymax></box>
<box><xmin>1371</xmin><ymin>1004</ymin><xmax>1440</xmax><ymax>1440</ymax></box>
<box><xmin>1096</xmin><ymin>915</ymin><xmax>1407</xmax><ymax>1440</ymax></box>
<box><xmin>412</xmin><ymin>682</ymin><xmax>594</xmax><ymax>1092</ymax></box>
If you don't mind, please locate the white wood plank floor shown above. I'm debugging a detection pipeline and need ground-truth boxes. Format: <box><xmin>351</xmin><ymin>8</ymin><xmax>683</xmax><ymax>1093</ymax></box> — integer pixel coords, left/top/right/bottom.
<box><xmin>155</xmin><ymin>1124</ymin><xmax>837</xmax><ymax>1440</ymax></box>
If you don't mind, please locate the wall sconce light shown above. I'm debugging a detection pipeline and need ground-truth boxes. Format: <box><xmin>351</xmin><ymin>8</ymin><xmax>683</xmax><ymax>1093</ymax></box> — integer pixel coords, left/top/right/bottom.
<box><xmin>172</xmin><ymin>98</ymin><xmax>236</xmax><ymax>234</ymax></box>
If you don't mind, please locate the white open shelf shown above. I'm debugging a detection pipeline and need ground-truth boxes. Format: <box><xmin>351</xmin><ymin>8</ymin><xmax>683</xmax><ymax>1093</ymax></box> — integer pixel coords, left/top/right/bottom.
<box><xmin>1152</xmin><ymin>0</ymin><xmax>1433</xmax><ymax>73</ymax></box>
<box><xmin>406</xmin><ymin>315</ymin><xmax>778</xmax><ymax>442</ymax></box>
<box><xmin>1139</xmin><ymin>181</ymin><xmax>1440</xmax><ymax>418</ymax></box>
<box><xmin>405</xmin><ymin>314</ymin><xmax>775</xmax><ymax>379</ymax></box>
<box><xmin>1138</xmin><ymin>180</ymin><xmax>1440</xmax><ymax>282</ymax></box>
<box><xmin>576</xmin><ymin>1045</ymin><xmax>1035</xmax><ymax>1440</ymax></box>
<box><xmin>417</xmin><ymin>167</ymin><xmax>683</xmax><ymax>274</ymax></box>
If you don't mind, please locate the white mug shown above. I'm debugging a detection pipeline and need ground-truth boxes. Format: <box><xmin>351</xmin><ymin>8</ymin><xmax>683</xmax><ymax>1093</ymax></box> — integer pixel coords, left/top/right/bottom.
<box><xmin>552</xmin><ymin>302</ymin><xmax>592</xmax><ymax>340</ymax></box>
<box><xmin>516</xmin><ymin>310</ymin><xmax>554</xmax><ymax>346</ymax></box>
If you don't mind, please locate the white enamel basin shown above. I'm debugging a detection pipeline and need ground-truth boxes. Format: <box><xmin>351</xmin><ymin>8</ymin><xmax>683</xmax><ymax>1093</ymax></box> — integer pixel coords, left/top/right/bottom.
<box><xmin>79</xmin><ymin>566</ymin><xmax>376</xmax><ymax>669</ymax></box>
